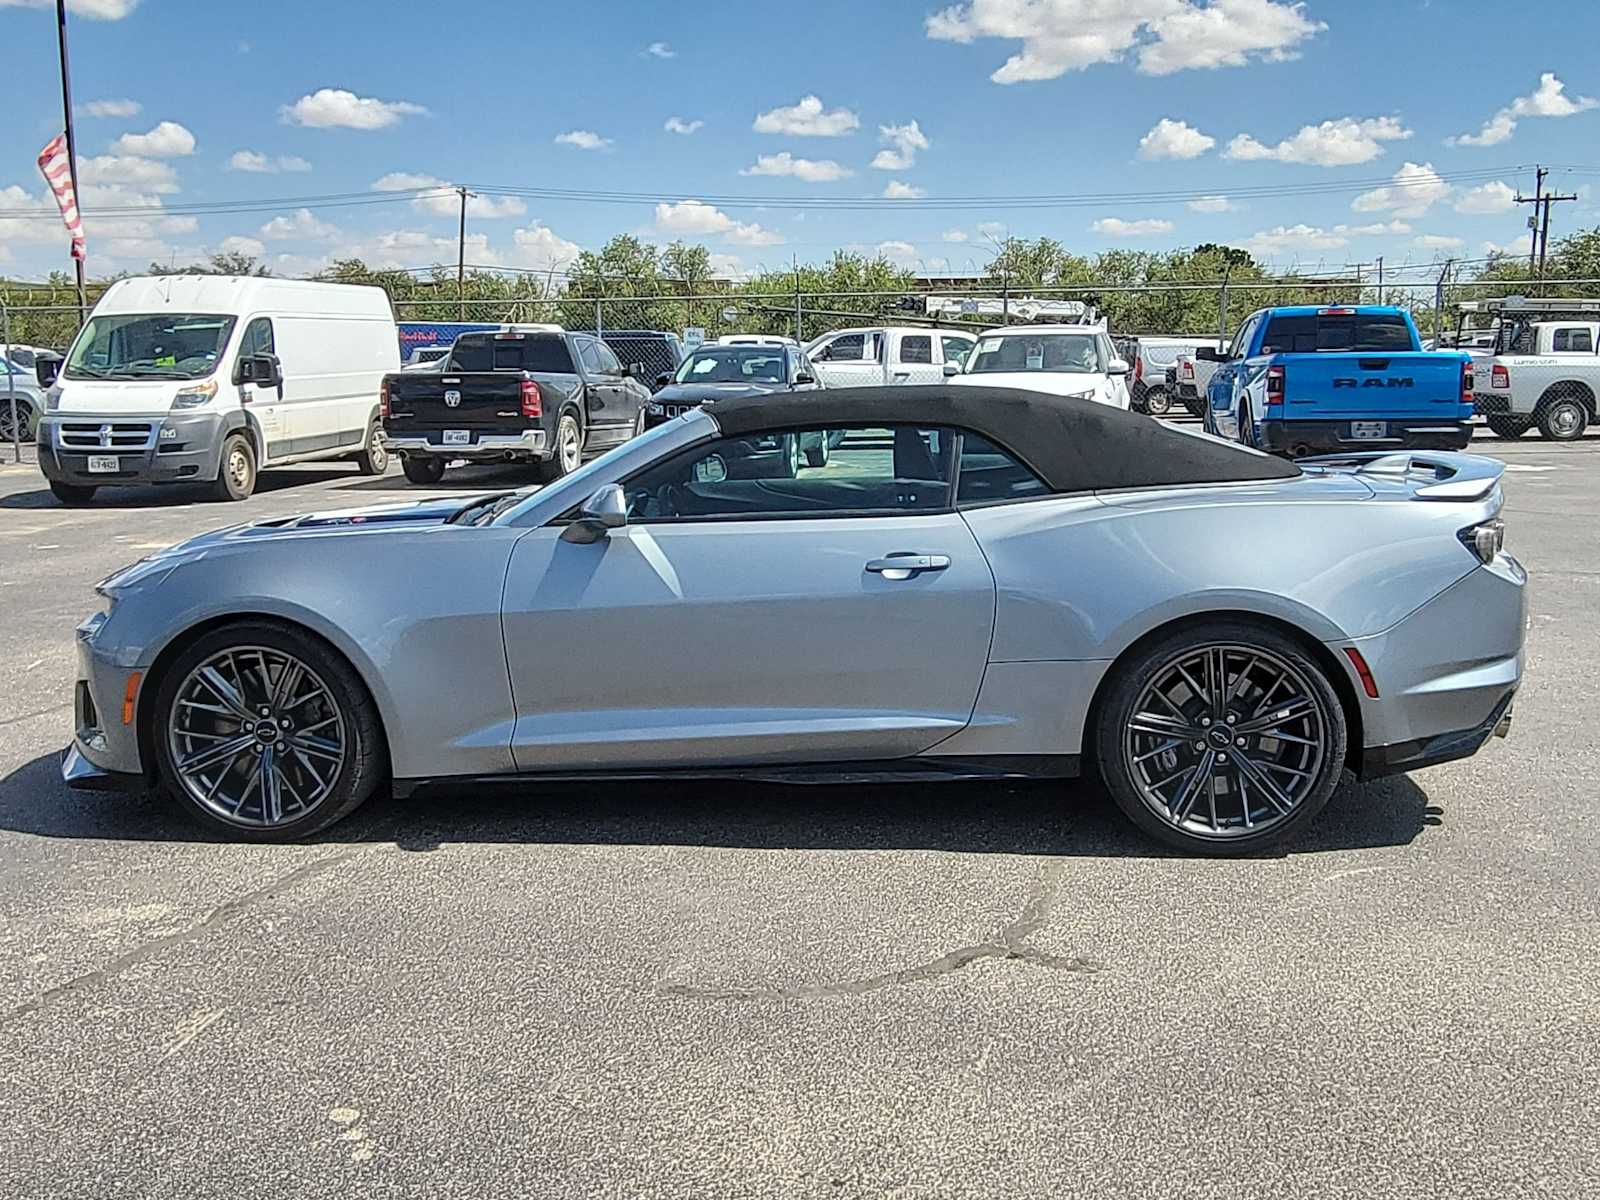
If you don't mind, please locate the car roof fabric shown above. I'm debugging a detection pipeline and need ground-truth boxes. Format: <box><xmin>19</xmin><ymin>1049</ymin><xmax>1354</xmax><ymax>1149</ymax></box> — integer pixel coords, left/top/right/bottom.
<box><xmin>703</xmin><ymin>385</ymin><xmax>1301</xmax><ymax>491</ymax></box>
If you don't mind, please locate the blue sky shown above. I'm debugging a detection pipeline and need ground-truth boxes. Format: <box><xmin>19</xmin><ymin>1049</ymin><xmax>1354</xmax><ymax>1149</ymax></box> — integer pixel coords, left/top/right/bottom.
<box><xmin>2</xmin><ymin>0</ymin><xmax>1598</xmax><ymax>284</ymax></box>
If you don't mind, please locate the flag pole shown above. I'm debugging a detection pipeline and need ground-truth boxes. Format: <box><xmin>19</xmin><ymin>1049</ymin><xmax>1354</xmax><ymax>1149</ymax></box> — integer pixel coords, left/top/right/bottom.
<box><xmin>54</xmin><ymin>0</ymin><xmax>87</xmax><ymax>320</ymax></box>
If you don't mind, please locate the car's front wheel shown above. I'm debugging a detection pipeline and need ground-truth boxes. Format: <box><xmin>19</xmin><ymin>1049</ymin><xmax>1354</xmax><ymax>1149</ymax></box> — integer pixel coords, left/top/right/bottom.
<box><xmin>151</xmin><ymin>621</ymin><xmax>385</xmax><ymax>841</ymax></box>
<box><xmin>1095</xmin><ymin>621</ymin><xmax>1347</xmax><ymax>855</ymax></box>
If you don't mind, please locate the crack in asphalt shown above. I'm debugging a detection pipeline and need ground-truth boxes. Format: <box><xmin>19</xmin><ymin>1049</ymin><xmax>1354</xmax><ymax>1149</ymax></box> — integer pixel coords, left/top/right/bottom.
<box><xmin>0</xmin><ymin>850</ymin><xmax>357</xmax><ymax>1028</ymax></box>
<box><xmin>657</xmin><ymin>860</ymin><xmax>1100</xmax><ymax>1001</ymax></box>
<box><xmin>0</xmin><ymin>702</ymin><xmax>71</xmax><ymax>729</ymax></box>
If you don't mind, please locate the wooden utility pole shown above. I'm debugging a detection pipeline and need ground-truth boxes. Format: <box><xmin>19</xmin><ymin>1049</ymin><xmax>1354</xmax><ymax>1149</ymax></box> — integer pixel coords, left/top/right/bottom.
<box><xmin>1515</xmin><ymin>166</ymin><xmax>1548</xmax><ymax>277</ymax></box>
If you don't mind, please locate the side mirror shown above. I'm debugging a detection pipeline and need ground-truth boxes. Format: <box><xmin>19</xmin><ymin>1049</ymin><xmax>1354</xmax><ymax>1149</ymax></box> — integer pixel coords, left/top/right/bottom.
<box><xmin>1107</xmin><ymin>357</ymin><xmax>1131</xmax><ymax>376</ymax></box>
<box><xmin>654</xmin><ymin>372</ymin><xmax>671</xmax><ymax>390</ymax></box>
<box><xmin>35</xmin><ymin>355</ymin><xmax>61</xmax><ymax>388</ymax></box>
<box><xmin>1194</xmin><ymin>346</ymin><xmax>1222</xmax><ymax>363</ymax></box>
<box><xmin>559</xmin><ymin>483</ymin><xmax>627</xmax><ymax>544</ymax></box>
<box><xmin>793</xmin><ymin>372</ymin><xmax>815</xmax><ymax>386</ymax></box>
<box><xmin>626</xmin><ymin>362</ymin><xmax>645</xmax><ymax>379</ymax></box>
<box><xmin>942</xmin><ymin>362</ymin><xmax>960</xmax><ymax>377</ymax></box>
<box><xmin>235</xmin><ymin>353</ymin><xmax>282</xmax><ymax>388</ymax></box>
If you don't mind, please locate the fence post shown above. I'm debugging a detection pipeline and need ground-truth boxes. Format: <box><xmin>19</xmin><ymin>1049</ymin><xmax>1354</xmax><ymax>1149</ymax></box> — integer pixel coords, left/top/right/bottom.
<box><xmin>594</xmin><ymin>269</ymin><xmax>604</xmax><ymax>341</ymax></box>
<box><xmin>1217</xmin><ymin>266</ymin><xmax>1231</xmax><ymax>346</ymax></box>
<box><xmin>793</xmin><ymin>258</ymin><xmax>802</xmax><ymax>343</ymax></box>
<box><xmin>2</xmin><ymin>296</ymin><xmax>19</xmax><ymax>464</ymax></box>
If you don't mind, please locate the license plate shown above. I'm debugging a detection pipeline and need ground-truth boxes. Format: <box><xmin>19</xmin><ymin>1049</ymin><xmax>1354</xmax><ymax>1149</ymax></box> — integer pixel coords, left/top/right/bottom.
<box><xmin>87</xmin><ymin>454</ymin><xmax>119</xmax><ymax>473</ymax></box>
<box><xmin>442</xmin><ymin>429</ymin><xmax>471</xmax><ymax>446</ymax></box>
<box><xmin>1350</xmin><ymin>421</ymin><xmax>1387</xmax><ymax>440</ymax></box>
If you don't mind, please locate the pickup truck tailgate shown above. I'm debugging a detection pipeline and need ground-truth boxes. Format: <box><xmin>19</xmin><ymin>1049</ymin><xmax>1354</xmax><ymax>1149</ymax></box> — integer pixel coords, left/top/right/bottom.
<box><xmin>385</xmin><ymin>372</ymin><xmax>525</xmax><ymax>431</ymax></box>
<box><xmin>1274</xmin><ymin>352</ymin><xmax>1468</xmax><ymax>420</ymax></box>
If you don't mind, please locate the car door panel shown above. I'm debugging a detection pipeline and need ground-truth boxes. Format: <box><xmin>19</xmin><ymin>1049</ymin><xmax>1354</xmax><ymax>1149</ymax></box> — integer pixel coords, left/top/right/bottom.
<box><xmin>501</xmin><ymin>513</ymin><xmax>996</xmax><ymax>769</ymax></box>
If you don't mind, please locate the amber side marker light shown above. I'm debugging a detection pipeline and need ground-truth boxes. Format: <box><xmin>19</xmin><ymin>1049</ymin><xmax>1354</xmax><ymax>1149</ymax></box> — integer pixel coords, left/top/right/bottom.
<box><xmin>122</xmin><ymin>672</ymin><xmax>143</xmax><ymax>726</ymax></box>
<box><xmin>1342</xmin><ymin>649</ymin><xmax>1379</xmax><ymax>699</ymax></box>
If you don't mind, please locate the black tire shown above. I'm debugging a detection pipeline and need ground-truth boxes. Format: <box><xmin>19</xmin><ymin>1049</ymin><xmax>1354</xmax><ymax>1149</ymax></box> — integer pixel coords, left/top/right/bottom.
<box><xmin>49</xmin><ymin>481</ymin><xmax>96</xmax><ymax>505</ymax></box>
<box><xmin>1184</xmin><ymin>392</ymin><xmax>1206</xmax><ymax>418</ymax></box>
<box><xmin>401</xmin><ymin>455</ymin><xmax>446</xmax><ymax>485</ymax></box>
<box><xmin>1094</xmin><ymin>620</ymin><xmax>1348</xmax><ymax>856</ymax></box>
<box><xmin>803</xmin><ymin>435</ymin><xmax>828</xmax><ymax>468</ymax></box>
<box><xmin>1485</xmin><ymin>415</ymin><xmax>1531</xmax><ymax>440</ymax></box>
<box><xmin>1144</xmin><ymin>387</ymin><xmax>1172</xmax><ymax>417</ymax></box>
<box><xmin>209</xmin><ymin>432</ymin><xmax>256</xmax><ymax>501</ymax></box>
<box><xmin>537</xmin><ymin>412</ymin><xmax>584</xmax><ymax>482</ymax></box>
<box><xmin>150</xmin><ymin>620</ymin><xmax>386</xmax><ymax>842</ymax></box>
<box><xmin>1536</xmin><ymin>391</ymin><xmax>1590</xmax><ymax>441</ymax></box>
<box><xmin>0</xmin><ymin>398</ymin><xmax>33</xmax><ymax>442</ymax></box>
<box><xmin>356</xmin><ymin>419</ymin><xmax>389</xmax><ymax>475</ymax></box>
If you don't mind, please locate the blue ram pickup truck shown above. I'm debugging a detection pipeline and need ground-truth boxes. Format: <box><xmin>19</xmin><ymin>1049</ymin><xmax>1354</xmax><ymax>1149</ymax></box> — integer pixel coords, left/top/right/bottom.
<box><xmin>1200</xmin><ymin>305</ymin><xmax>1474</xmax><ymax>456</ymax></box>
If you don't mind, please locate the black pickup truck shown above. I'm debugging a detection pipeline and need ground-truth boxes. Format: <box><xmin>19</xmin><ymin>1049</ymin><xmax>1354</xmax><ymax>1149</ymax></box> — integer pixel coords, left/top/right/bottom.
<box><xmin>380</xmin><ymin>327</ymin><xmax>652</xmax><ymax>484</ymax></box>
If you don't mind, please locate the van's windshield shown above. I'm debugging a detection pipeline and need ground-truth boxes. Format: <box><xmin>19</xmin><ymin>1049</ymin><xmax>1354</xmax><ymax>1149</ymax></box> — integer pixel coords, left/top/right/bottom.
<box><xmin>64</xmin><ymin>313</ymin><xmax>238</xmax><ymax>381</ymax></box>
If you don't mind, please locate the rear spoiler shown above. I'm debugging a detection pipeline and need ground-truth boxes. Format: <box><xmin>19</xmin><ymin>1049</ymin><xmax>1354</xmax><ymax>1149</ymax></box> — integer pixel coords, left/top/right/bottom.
<box><xmin>1298</xmin><ymin>450</ymin><xmax>1504</xmax><ymax>501</ymax></box>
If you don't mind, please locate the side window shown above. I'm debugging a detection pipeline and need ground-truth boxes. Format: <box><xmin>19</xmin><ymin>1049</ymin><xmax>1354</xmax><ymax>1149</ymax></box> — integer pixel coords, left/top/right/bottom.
<box><xmin>900</xmin><ymin>335</ymin><xmax>933</xmax><ymax>364</ymax></box>
<box><xmin>1229</xmin><ymin>315</ymin><xmax>1261</xmax><ymax>358</ymax></box>
<box><xmin>941</xmin><ymin>335</ymin><xmax>973</xmax><ymax>366</ymax></box>
<box><xmin>1552</xmin><ymin>327</ymin><xmax>1593</xmax><ymax>353</ymax></box>
<box><xmin>240</xmin><ymin>317</ymin><xmax>275</xmax><ymax>359</ymax></box>
<box><xmin>622</xmin><ymin>425</ymin><xmax>954</xmax><ymax>521</ymax></box>
<box><xmin>593</xmin><ymin>342</ymin><xmax>623</xmax><ymax>374</ymax></box>
<box><xmin>816</xmin><ymin>334</ymin><xmax>863</xmax><ymax>362</ymax></box>
<box><xmin>956</xmin><ymin>432</ymin><xmax>1049</xmax><ymax>506</ymax></box>
<box><xmin>576</xmin><ymin>339</ymin><xmax>604</xmax><ymax>374</ymax></box>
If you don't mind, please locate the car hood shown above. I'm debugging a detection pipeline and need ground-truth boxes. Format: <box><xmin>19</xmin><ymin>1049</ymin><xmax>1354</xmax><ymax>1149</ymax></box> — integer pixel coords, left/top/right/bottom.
<box><xmin>654</xmin><ymin>381</ymin><xmax>779</xmax><ymax>404</ymax></box>
<box><xmin>948</xmin><ymin>372</ymin><xmax>1109</xmax><ymax>398</ymax></box>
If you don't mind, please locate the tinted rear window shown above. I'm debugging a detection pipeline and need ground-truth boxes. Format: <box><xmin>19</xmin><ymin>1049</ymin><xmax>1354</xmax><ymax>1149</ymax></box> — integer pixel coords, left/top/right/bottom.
<box><xmin>1260</xmin><ymin>313</ymin><xmax>1414</xmax><ymax>354</ymax></box>
<box><xmin>449</xmin><ymin>334</ymin><xmax>574</xmax><ymax>373</ymax></box>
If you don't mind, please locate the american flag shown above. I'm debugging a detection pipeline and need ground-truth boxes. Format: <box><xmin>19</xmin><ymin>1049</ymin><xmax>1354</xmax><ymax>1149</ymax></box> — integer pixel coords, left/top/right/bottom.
<box><xmin>37</xmin><ymin>132</ymin><xmax>86</xmax><ymax>261</ymax></box>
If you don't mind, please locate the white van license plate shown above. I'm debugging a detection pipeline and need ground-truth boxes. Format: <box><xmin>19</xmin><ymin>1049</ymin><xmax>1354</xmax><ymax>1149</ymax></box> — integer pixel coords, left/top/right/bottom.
<box><xmin>1350</xmin><ymin>421</ymin><xmax>1387</xmax><ymax>440</ymax></box>
<box><xmin>442</xmin><ymin>429</ymin><xmax>471</xmax><ymax>446</ymax></box>
<box><xmin>87</xmin><ymin>455</ymin><xmax>119</xmax><ymax>473</ymax></box>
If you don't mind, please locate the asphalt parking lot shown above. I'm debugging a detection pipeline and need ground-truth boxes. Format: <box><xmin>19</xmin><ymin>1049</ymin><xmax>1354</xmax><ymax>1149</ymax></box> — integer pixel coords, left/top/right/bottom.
<box><xmin>1</xmin><ymin>427</ymin><xmax>1596</xmax><ymax>1199</ymax></box>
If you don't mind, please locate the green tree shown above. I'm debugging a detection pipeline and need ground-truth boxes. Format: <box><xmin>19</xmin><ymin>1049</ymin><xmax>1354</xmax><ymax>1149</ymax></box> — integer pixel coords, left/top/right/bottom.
<box><xmin>740</xmin><ymin>251</ymin><xmax>919</xmax><ymax>342</ymax></box>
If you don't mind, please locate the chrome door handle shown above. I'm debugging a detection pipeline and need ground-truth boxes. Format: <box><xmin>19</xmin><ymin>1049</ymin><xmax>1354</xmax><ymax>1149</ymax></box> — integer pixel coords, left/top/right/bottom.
<box><xmin>865</xmin><ymin>554</ymin><xmax>950</xmax><ymax>577</ymax></box>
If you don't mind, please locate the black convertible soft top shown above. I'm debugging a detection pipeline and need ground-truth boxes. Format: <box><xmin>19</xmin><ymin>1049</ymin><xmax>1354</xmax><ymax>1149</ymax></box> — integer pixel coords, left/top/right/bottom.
<box><xmin>703</xmin><ymin>385</ymin><xmax>1301</xmax><ymax>491</ymax></box>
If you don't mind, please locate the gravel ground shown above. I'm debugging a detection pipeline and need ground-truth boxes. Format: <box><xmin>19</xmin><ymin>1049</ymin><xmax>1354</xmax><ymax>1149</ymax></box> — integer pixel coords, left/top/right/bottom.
<box><xmin>0</xmin><ymin>429</ymin><xmax>1596</xmax><ymax>1199</ymax></box>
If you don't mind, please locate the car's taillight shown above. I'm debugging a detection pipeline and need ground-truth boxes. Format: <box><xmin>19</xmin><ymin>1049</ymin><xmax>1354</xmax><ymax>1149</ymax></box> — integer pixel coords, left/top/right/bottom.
<box><xmin>1181</xmin><ymin>360</ymin><xmax>1194</xmax><ymax>380</ymax></box>
<box><xmin>520</xmin><ymin>379</ymin><xmax>543</xmax><ymax>419</ymax></box>
<box><xmin>1462</xmin><ymin>364</ymin><xmax>1474</xmax><ymax>406</ymax></box>
<box><xmin>1491</xmin><ymin>363</ymin><xmax>1510</xmax><ymax>389</ymax></box>
<box><xmin>379</xmin><ymin>379</ymin><xmax>390</xmax><ymax>419</ymax></box>
<box><xmin>1265</xmin><ymin>365</ymin><xmax>1285</xmax><ymax>406</ymax></box>
<box><xmin>1133</xmin><ymin>356</ymin><xmax>1143</xmax><ymax>382</ymax></box>
<box><xmin>1458</xmin><ymin>518</ymin><xmax>1505</xmax><ymax>565</ymax></box>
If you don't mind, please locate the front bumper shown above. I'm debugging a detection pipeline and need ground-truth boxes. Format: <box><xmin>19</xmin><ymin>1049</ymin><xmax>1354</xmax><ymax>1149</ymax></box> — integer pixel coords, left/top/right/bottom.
<box><xmin>66</xmin><ymin>610</ymin><xmax>148</xmax><ymax>783</ymax></box>
<box><xmin>382</xmin><ymin>428</ymin><xmax>547</xmax><ymax>461</ymax></box>
<box><xmin>37</xmin><ymin>411</ymin><xmax>227</xmax><ymax>487</ymax></box>
<box><xmin>1259</xmin><ymin>418</ymin><xmax>1473</xmax><ymax>455</ymax></box>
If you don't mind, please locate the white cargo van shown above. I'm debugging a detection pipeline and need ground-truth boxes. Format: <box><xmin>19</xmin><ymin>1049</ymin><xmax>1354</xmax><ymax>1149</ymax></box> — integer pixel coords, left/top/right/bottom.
<box><xmin>35</xmin><ymin>275</ymin><xmax>399</xmax><ymax>503</ymax></box>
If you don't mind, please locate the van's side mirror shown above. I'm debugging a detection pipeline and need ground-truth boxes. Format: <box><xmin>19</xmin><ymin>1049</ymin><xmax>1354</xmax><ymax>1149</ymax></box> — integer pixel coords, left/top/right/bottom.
<box><xmin>1195</xmin><ymin>346</ymin><xmax>1222</xmax><ymax>363</ymax></box>
<box><xmin>942</xmin><ymin>362</ymin><xmax>960</xmax><ymax>377</ymax></box>
<box><xmin>560</xmin><ymin>483</ymin><xmax>628</xmax><ymax>544</ymax></box>
<box><xmin>235</xmin><ymin>353</ymin><xmax>282</xmax><ymax>388</ymax></box>
<box><xmin>35</xmin><ymin>355</ymin><xmax>60</xmax><ymax>388</ymax></box>
<box><xmin>626</xmin><ymin>362</ymin><xmax>646</xmax><ymax>380</ymax></box>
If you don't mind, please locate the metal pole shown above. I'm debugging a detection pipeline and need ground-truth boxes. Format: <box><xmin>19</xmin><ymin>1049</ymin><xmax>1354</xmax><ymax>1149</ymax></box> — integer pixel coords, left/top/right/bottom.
<box><xmin>2</xmin><ymin>297</ymin><xmax>19</xmax><ymax>464</ymax></box>
<box><xmin>1537</xmin><ymin>195</ymin><xmax>1553</xmax><ymax>284</ymax></box>
<box><xmin>1527</xmin><ymin>166</ymin><xmax>1545</xmax><ymax>279</ymax></box>
<box><xmin>1375</xmin><ymin>256</ymin><xmax>1384</xmax><ymax>305</ymax></box>
<box><xmin>1217</xmin><ymin>265</ymin><xmax>1230</xmax><ymax>345</ymax></box>
<box><xmin>793</xmin><ymin>256</ymin><xmax>802</xmax><ymax>343</ymax></box>
<box><xmin>1001</xmin><ymin>268</ymin><xmax>1010</xmax><ymax>324</ymax></box>
<box><xmin>456</xmin><ymin>186</ymin><xmax>467</xmax><ymax>320</ymax></box>
<box><xmin>1435</xmin><ymin>260</ymin><xmax>1452</xmax><ymax>345</ymax></box>
<box><xmin>593</xmin><ymin>269</ymin><xmax>603</xmax><ymax>341</ymax></box>
<box><xmin>53</xmin><ymin>0</ymin><xmax>87</xmax><ymax>320</ymax></box>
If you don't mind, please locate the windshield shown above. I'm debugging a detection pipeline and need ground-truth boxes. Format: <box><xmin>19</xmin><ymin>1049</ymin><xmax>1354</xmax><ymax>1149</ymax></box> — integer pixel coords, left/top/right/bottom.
<box><xmin>674</xmin><ymin>347</ymin><xmax>786</xmax><ymax>384</ymax></box>
<box><xmin>64</xmin><ymin>313</ymin><xmax>236</xmax><ymax>381</ymax></box>
<box><xmin>966</xmin><ymin>333</ymin><xmax>1103</xmax><ymax>374</ymax></box>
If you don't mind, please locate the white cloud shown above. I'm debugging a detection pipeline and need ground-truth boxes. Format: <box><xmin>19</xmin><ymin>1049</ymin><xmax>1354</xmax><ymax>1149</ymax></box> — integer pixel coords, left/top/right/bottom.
<box><xmin>1482</xmin><ymin>234</ymin><xmax>1533</xmax><ymax>258</ymax></box>
<box><xmin>371</xmin><ymin>172</ymin><xmax>526</xmax><ymax>218</ymax></box>
<box><xmin>218</xmin><ymin>235</ymin><xmax>265</xmax><ymax>258</ymax></box>
<box><xmin>876</xmin><ymin>240</ymin><xmax>918</xmax><ymax>262</ymax></box>
<box><xmin>1350</xmin><ymin>161</ymin><xmax>1450</xmax><ymax>218</ymax></box>
<box><xmin>1453</xmin><ymin>180</ymin><xmax>1516</xmax><ymax>215</ymax></box>
<box><xmin>925</xmin><ymin>0</ymin><xmax>1324</xmax><ymax>83</ymax></box>
<box><xmin>752</xmin><ymin>95</ymin><xmax>860</xmax><ymax>137</ymax></box>
<box><xmin>1138</xmin><ymin>117</ymin><xmax>1215</xmax><ymax>160</ymax></box>
<box><xmin>1412</xmin><ymin>234</ymin><xmax>1465</xmax><ymax>252</ymax></box>
<box><xmin>228</xmin><ymin>149</ymin><xmax>311</xmax><ymax>173</ymax></box>
<box><xmin>282</xmin><ymin>88</ymin><xmax>426</xmax><ymax>130</ymax></box>
<box><xmin>259</xmin><ymin>208</ymin><xmax>340</xmax><ymax>240</ymax></box>
<box><xmin>1187</xmin><ymin>194</ymin><xmax>1235</xmax><ymax>213</ymax></box>
<box><xmin>77</xmin><ymin>154</ymin><xmax>179</xmax><ymax>193</ymax></box>
<box><xmin>1451</xmin><ymin>73</ymin><xmax>1598</xmax><ymax>147</ymax></box>
<box><xmin>740</xmin><ymin>153</ymin><xmax>852</xmax><ymax>182</ymax></box>
<box><xmin>652</xmin><ymin>200</ymin><xmax>782</xmax><ymax>245</ymax></box>
<box><xmin>976</xmin><ymin>221</ymin><xmax>1008</xmax><ymax>240</ymax></box>
<box><xmin>941</xmin><ymin>228</ymin><xmax>970</xmax><ymax>242</ymax></box>
<box><xmin>870</xmin><ymin>120</ymin><xmax>930</xmax><ymax>170</ymax></box>
<box><xmin>1224</xmin><ymin>115</ymin><xmax>1411</xmax><ymax>166</ymax></box>
<box><xmin>0</xmin><ymin>0</ymin><xmax>138</xmax><ymax>16</ymax></box>
<box><xmin>554</xmin><ymin>130</ymin><xmax>612</xmax><ymax>151</ymax></box>
<box><xmin>1344</xmin><ymin>220</ymin><xmax>1411</xmax><ymax>236</ymax></box>
<box><xmin>882</xmin><ymin>180</ymin><xmax>926</xmax><ymax>199</ymax></box>
<box><xmin>707</xmin><ymin>252</ymin><xmax>745</xmax><ymax>278</ymax></box>
<box><xmin>726</xmin><ymin>223</ymin><xmax>784</xmax><ymax>246</ymax></box>
<box><xmin>111</xmin><ymin>120</ymin><xmax>195</xmax><ymax>158</ymax></box>
<box><xmin>1092</xmin><ymin>216</ymin><xmax>1175</xmax><ymax>237</ymax></box>
<box><xmin>663</xmin><ymin>117</ymin><xmax>703</xmax><ymax>135</ymax></box>
<box><xmin>1244</xmin><ymin>219</ymin><xmax>1411</xmax><ymax>257</ymax></box>
<box><xmin>508</xmin><ymin>222</ymin><xmax>582</xmax><ymax>271</ymax></box>
<box><xmin>83</xmin><ymin>98</ymin><xmax>140</xmax><ymax>118</ymax></box>
<box><xmin>642</xmin><ymin>41</ymin><xmax>675</xmax><ymax>58</ymax></box>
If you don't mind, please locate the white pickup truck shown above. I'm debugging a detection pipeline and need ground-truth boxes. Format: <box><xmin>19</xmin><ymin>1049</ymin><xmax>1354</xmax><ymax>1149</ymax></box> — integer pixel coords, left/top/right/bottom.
<box><xmin>1473</xmin><ymin>316</ymin><xmax>1600</xmax><ymax>441</ymax></box>
<box><xmin>804</xmin><ymin>326</ymin><xmax>977</xmax><ymax>389</ymax></box>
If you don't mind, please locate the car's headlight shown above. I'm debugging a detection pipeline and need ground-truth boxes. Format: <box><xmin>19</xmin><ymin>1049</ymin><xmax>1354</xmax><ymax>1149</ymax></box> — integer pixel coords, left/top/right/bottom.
<box><xmin>45</xmin><ymin>386</ymin><xmax>62</xmax><ymax>411</ymax></box>
<box><xmin>172</xmin><ymin>379</ymin><xmax>218</xmax><ymax>409</ymax></box>
<box><xmin>646</xmin><ymin>401</ymin><xmax>665</xmax><ymax>415</ymax></box>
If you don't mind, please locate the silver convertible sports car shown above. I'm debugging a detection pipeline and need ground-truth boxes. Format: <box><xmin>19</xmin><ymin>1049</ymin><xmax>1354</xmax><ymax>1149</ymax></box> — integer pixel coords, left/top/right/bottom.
<box><xmin>64</xmin><ymin>386</ymin><xmax>1526</xmax><ymax>854</ymax></box>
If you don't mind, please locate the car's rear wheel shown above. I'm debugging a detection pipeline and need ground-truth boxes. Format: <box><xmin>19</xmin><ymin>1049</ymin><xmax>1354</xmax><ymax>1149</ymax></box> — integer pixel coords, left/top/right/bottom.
<box><xmin>151</xmin><ymin>621</ymin><xmax>385</xmax><ymax>841</ymax></box>
<box><xmin>803</xmin><ymin>435</ymin><xmax>828</xmax><ymax>468</ymax></box>
<box><xmin>1536</xmin><ymin>390</ymin><xmax>1590</xmax><ymax>441</ymax></box>
<box><xmin>1486</xmin><ymin>415</ymin><xmax>1531</xmax><ymax>440</ymax></box>
<box><xmin>401</xmin><ymin>455</ymin><xmax>446</xmax><ymax>485</ymax></box>
<box><xmin>1095</xmin><ymin>621</ymin><xmax>1347</xmax><ymax>855</ymax></box>
<box><xmin>537</xmin><ymin>412</ymin><xmax>584</xmax><ymax>482</ymax></box>
<box><xmin>1144</xmin><ymin>387</ymin><xmax>1172</xmax><ymax>417</ymax></box>
<box><xmin>0</xmin><ymin>398</ymin><xmax>33</xmax><ymax>442</ymax></box>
